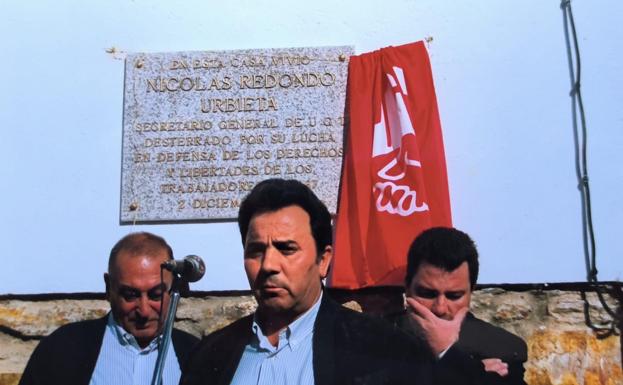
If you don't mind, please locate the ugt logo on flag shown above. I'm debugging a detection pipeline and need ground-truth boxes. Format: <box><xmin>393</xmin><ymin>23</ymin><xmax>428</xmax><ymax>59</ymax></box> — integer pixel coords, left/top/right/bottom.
<box><xmin>331</xmin><ymin>41</ymin><xmax>452</xmax><ymax>289</ymax></box>
<box><xmin>373</xmin><ymin>65</ymin><xmax>429</xmax><ymax>217</ymax></box>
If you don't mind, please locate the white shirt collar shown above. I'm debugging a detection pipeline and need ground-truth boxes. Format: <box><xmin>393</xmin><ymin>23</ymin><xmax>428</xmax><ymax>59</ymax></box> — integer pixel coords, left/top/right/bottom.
<box><xmin>251</xmin><ymin>291</ymin><xmax>323</xmax><ymax>352</ymax></box>
<box><xmin>106</xmin><ymin>312</ymin><xmax>161</xmax><ymax>353</ymax></box>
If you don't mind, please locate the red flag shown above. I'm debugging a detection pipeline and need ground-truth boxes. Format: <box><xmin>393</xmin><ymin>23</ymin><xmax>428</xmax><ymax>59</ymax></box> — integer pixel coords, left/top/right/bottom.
<box><xmin>330</xmin><ymin>41</ymin><xmax>452</xmax><ymax>289</ymax></box>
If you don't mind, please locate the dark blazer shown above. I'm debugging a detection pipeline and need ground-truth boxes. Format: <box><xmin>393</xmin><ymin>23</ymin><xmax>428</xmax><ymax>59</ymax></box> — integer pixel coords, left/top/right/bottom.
<box><xmin>180</xmin><ymin>294</ymin><xmax>437</xmax><ymax>385</ymax></box>
<box><xmin>18</xmin><ymin>315</ymin><xmax>199</xmax><ymax>385</ymax></box>
<box><xmin>395</xmin><ymin>312</ymin><xmax>528</xmax><ymax>385</ymax></box>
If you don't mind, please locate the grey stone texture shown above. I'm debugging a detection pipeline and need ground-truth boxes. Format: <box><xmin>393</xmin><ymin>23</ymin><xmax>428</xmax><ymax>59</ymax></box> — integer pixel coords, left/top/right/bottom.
<box><xmin>121</xmin><ymin>46</ymin><xmax>353</xmax><ymax>222</ymax></box>
<box><xmin>0</xmin><ymin>286</ymin><xmax>620</xmax><ymax>385</ymax></box>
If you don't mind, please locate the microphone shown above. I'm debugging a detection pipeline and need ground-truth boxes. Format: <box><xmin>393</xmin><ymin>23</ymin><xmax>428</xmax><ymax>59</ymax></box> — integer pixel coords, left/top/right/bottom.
<box><xmin>161</xmin><ymin>255</ymin><xmax>205</xmax><ymax>282</ymax></box>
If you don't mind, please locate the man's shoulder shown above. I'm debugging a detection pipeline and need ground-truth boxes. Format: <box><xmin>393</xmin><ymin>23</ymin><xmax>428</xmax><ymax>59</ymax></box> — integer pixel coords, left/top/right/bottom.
<box><xmin>459</xmin><ymin>313</ymin><xmax>527</xmax><ymax>362</ymax></box>
<box><xmin>171</xmin><ymin>326</ymin><xmax>200</xmax><ymax>366</ymax></box>
<box><xmin>19</xmin><ymin>317</ymin><xmax>107</xmax><ymax>385</ymax></box>
<box><xmin>191</xmin><ymin>314</ymin><xmax>253</xmax><ymax>356</ymax></box>
<box><xmin>172</xmin><ymin>327</ymin><xmax>200</xmax><ymax>345</ymax></box>
<box><xmin>206</xmin><ymin>314</ymin><xmax>253</xmax><ymax>340</ymax></box>
<box><xmin>180</xmin><ymin>315</ymin><xmax>253</xmax><ymax>385</ymax></box>
<box><xmin>38</xmin><ymin>317</ymin><xmax>106</xmax><ymax>347</ymax></box>
<box><xmin>330</xmin><ymin>301</ymin><xmax>398</xmax><ymax>334</ymax></box>
<box><xmin>312</xmin><ymin>298</ymin><xmax>434</xmax><ymax>385</ymax></box>
<box><xmin>319</xmin><ymin>297</ymin><xmax>428</xmax><ymax>356</ymax></box>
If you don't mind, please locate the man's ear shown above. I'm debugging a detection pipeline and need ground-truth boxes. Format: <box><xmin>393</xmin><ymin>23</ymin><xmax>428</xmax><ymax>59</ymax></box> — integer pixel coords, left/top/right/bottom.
<box><xmin>318</xmin><ymin>245</ymin><xmax>333</xmax><ymax>279</ymax></box>
<box><xmin>104</xmin><ymin>273</ymin><xmax>111</xmax><ymax>300</ymax></box>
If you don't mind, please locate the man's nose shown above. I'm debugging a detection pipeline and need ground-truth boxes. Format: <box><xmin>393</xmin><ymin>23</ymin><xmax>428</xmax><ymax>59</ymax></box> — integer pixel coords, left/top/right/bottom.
<box><xmin>431</xmin><ymin>295</ymin><xmax>449</xmax><ymax>317</ymax></box>
<box><xmin>136</xmin><ymin>295</ymin><xmax>152</xmax><ymax>316</ymax></box>
<box><xmin>260</xmin><ymin>247</ymin><xmax>280</xmax><ymax>273</ymax></box>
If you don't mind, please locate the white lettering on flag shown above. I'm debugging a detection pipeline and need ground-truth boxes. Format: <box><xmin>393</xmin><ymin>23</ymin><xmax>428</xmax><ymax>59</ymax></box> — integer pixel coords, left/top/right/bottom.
<box><xmin>372</xmin><ymin>66</ymin><xmax>429</xmax><ymax>216</ymax></box>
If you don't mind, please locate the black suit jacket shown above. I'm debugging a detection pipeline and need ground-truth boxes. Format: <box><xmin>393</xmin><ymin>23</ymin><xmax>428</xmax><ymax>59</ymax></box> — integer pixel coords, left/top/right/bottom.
<box><xmin>395</xmin><ymin>312</ymin><xmax>528</xmax><ymax>385</ymax></box>
<box><xmin>19</xmin><ymin>315</ymin><xmax>199</xmax><ymax>385</ymax></box>
<box><xmin>447</xmin><ymin>313</ymin><xmax>527</xmax><ymax>385</ymax></box>
<box><xmin>181</xmin><ymin>294</ymin><xmax>437</xmax><ymax>385</ymax></box>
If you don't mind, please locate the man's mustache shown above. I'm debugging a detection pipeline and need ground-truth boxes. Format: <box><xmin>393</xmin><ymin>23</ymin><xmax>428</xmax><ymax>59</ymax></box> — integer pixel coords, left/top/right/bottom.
<box><xmin>254</xmin><ymin>273</ymin><xmax>287</xmax><ymax>290</ymax></box>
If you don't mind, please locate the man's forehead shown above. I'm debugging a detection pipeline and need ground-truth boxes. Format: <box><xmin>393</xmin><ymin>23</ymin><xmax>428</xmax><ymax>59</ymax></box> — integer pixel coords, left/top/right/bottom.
<box><xmin>110</xmin><ymin>249</ymin><xmax>170</xmax><ymax>277</ymax></box>
<box><xmin>115</xmin><ymin>247</ymin><xmax>169</xmax><ymax>263</ymax></box>
<box><xmin>247</xmin><ymin>206</ymin><xmax>311</xmax><ymax>233</ymax></box>
<box><xmin>412</xmin><ymin>262</ymin><xmax>471</xmax><ymax>287</ymax></box>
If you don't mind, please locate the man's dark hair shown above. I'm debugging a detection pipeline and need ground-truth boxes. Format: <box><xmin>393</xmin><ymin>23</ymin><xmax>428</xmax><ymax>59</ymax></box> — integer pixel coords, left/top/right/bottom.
<box><xmin>405</xmin><ymin>227</ymin><xmax>479</xmax><ymax>289</ymax></box>
<box><xmin>108</xmin><ymin>232</ymin><xmax>173</xmax><ymax>275</ymax></box>
<box><xmin>238</xmin><ymin>178</ymin><xmax>332</xmax><ymax>261</ymax></box>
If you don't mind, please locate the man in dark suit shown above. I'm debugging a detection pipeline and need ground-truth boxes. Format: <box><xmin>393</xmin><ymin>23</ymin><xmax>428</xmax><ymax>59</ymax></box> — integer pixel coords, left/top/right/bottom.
<box><xmin>19</xmin><ymin>232</ymin><xmax>198</xmax><ymax>385</ymax></box>
<box><xmin>181</xmin><ymin>178</ymin><xmax>436</xmax><ymax>385</ymax></box>
<box><xmin>399</xmin><ymin>227</ymin><xmax>527</xmax><ymax>385</ymax></box>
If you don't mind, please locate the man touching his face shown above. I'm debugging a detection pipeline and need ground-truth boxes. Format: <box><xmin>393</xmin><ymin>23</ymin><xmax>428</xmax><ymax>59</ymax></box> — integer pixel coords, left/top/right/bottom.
<box><xmin>399</xmin><ymin>227</ymin><xmax>528</xmax><ymax>385</ymax></box>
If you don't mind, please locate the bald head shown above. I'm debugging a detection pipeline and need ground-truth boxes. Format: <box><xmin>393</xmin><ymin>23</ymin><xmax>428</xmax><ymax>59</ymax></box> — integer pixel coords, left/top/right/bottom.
<box><xmin>104</xmin><ymin>232</ymin><xmax>174</xmax><ymax>348</ymax></box>
<box><xmin>108</xmin><ymin>232</ymin><xmax>173</xmax><ymax>277</ymax></box>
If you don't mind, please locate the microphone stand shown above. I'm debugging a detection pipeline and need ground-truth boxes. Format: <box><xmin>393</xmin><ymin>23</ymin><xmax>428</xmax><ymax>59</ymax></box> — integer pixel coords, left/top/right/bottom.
<box><xmin>150</xmin><ymin>274</ymin><xmax>182</xmax><ymax>385</ymax></box>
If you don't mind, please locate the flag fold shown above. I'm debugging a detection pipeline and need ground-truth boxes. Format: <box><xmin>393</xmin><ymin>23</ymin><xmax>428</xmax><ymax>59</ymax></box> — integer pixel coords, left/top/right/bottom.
<box><xmin>330</xmin><ymin>41</ymin><xmax>452</xmax><ymax>289</ymax></box>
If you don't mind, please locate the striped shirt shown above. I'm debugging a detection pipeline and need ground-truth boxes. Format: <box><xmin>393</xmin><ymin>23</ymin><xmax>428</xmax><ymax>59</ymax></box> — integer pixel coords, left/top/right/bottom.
<box><xmin>230</xmin><ymin>293</ymin><xmax>322</xmax><ymax>385</ymax></box>
<box><xmin>89</xmin><ymin>313</ymin><xmax>181</xmax><ymax>385</ymax></box>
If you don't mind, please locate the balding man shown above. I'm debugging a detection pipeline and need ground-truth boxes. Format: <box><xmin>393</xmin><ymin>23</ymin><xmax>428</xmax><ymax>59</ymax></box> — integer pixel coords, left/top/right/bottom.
<box><xmin>19</xmin><ymin>232</ymin><xmax>198</xmax><ymax>385</ymax></box>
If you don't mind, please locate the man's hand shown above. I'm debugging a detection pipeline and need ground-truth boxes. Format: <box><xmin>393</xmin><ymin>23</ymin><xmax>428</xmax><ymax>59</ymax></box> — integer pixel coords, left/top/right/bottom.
<box><xmin>481</xmin><ymin>358</ymin><xmax>509</xmax><ymax>377</ymax></box>
<box><xmin>405</xmin><ymin>297</ymin><xmax>468</xmax><ymax>356</ymax></box>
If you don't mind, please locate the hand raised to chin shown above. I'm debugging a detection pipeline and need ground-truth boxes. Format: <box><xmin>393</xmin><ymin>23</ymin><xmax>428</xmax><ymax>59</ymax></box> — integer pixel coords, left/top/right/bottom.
<box><xmin>405</xmin><ymin>297</ymin><xmax>469</xmax><ymax>356</ymax></box>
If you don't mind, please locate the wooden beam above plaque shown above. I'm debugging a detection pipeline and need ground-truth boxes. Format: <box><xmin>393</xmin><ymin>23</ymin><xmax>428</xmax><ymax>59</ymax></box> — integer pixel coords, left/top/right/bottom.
<box><xmin>120</xmin><ymin>46</ymin><xmax>353</xmax><ymax>223</ymax></box>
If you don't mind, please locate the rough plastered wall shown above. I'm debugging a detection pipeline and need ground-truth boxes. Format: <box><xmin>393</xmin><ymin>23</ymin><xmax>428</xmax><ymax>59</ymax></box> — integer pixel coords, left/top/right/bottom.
<box><xmin>0</xmin><ymin>284</ymin><xmax>620</xmax><ymax>385</ymax></box>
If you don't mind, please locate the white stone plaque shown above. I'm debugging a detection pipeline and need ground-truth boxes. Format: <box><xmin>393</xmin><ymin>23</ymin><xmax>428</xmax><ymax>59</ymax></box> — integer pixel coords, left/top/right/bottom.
<box><xmin>121</xmin><ymin>46</ymin><xmax>353</xmax><ymax>222</ymax></box>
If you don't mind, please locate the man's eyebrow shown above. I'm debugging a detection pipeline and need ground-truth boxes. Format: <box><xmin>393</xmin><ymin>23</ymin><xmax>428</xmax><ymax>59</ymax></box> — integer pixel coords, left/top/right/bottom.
<box><xmin>245</xmin><ymin>240</ymin><xmax>267</xmax><ymax>249</ymax></box>
<box><xmin>445</xmin><ymin>290</ymin><xmax>466</xmax><ymax>296</ymax></box>
<box><xmin>118</xmin><ymin>283</ymin><xmax>167</xmax><ymax>292</ymax></box>
<box><xmin>147</xmin><ymin>282</ymin><xmax>167</xmax><ymax>291</ymax></box>
<box><xmin>414</xmin><ymin>283</ymin><xmax>434</xmax><ymax>290</ymax></box>
<box><xmin>118</xmin><ymin>285</ymin><xmax>139</xmax><ymax>292</ymax></box>
<box><xmin>414</xmin><ymin>286</ymin><xmax>438</xmax><ymax>293</ymax></box>
<box><xmin>272</xmin><ymin>240</ymin><xmax>298</xmax><ymax>248</ymax></box>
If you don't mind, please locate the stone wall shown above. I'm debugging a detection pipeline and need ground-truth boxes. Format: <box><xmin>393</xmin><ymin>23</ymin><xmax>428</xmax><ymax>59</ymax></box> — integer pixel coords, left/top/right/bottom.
<box><xmin>0</xmin><ymin>283</ymin><xmax>620</xmax><ymax>385</ymax></box>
